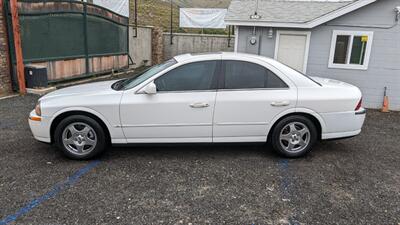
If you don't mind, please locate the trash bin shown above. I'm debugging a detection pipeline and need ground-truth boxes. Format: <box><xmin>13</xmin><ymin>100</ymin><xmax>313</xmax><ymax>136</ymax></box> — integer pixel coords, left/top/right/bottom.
<box><xmin>25</xmin><ymin>65</ymin><xmax>48</xmax><ymax>88</ymax></box>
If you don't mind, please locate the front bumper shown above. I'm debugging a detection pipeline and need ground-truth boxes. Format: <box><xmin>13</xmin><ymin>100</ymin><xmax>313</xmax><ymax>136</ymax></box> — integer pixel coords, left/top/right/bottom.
<box><xmin>28</xmin><ymin>110</ymin><xmax>51</xmax><ymax>143</ymax></box>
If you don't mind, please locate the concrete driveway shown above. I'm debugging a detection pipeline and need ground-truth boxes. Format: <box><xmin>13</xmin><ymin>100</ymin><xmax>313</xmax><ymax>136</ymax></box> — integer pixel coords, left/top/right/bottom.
<box><xmin>0</xmin><ymin>94</ymin><xmax>399</xmax><ymax>225</ymax></box>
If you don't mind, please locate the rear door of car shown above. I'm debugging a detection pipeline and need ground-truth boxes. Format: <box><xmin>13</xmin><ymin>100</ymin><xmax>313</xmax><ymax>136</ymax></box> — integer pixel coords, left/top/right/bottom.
<box><xmin>212</xmin><ymin>56</ymin><xmax>297</xmax><ymax>142</ymax></box>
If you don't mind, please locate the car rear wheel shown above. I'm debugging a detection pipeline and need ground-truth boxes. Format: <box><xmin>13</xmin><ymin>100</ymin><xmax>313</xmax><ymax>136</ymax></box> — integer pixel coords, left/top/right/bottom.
<box><xmin>271</xmin><ymin>115</ymin><xmax>317</xmax><ymax>157</ymax></box>
<box><xmin>54</xmin><ymin>115</ymin><xmax>106</xmax><ymax>159</ymax></box>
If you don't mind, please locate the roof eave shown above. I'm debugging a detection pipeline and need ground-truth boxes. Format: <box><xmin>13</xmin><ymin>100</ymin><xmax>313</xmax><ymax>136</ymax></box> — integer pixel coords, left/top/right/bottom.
<box><xmin>225</xmin><ymin>0</ymin><xmax>377</xmax><ymax>29</ymax></box>
<box><xmin>225</xmin><ymin>20</ymin><xmax>313</xmax><ymax>28</ymax></box>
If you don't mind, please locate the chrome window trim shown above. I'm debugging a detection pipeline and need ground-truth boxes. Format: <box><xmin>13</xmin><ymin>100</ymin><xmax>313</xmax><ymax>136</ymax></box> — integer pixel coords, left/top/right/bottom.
<box><xmin>135</xmin><ymin>88</ymin><xmax>290</xmax><ymax>95</ymax></box>
<box><xmin>136</xmin><ymin>89</ymin><xmax>218</xmax><ymax>94</ymax></box>
<box><xmin>217</xmin><ymin>87</ymin><xmax>290</xmax><ymax>92</ymax></box>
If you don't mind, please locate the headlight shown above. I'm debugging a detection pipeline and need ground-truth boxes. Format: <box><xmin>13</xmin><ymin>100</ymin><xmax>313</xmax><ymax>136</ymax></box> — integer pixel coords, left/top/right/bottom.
<box><xmin>35</xmin><ymin>101</ymin><xmax>41</xmax><ymax>116</ymax></box>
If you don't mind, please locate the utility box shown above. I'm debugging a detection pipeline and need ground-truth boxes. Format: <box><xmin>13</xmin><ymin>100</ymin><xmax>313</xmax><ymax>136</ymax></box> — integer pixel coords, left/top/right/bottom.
<box><xmin>25</xmin><ymin>65</ymin><xmax>48</xmax><ymax>88</ymax></box>
<box><xmin>246</xmin><ymin>35</ymin><xmax>261</xmax><ymax>55</ymax></box>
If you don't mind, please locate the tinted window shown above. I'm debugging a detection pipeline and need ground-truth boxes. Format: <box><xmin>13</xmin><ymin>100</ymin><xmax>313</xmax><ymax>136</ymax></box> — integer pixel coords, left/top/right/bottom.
<box><xmin>116</xmin><ymin>59</ymin><xmax>177</xmax><ymax>90</ymax></box>
<box><xmin>223</xmin><ymin>61</ymin><xmax>288</xmax><ymax>89</ymax></box>
<box><xmin>155</xmin><ymin>61</ymin><xmax>217</xmax><ymax>91</ymax></box>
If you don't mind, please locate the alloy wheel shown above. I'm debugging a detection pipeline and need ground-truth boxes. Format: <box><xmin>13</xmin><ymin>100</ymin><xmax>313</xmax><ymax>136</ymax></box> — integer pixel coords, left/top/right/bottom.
<box><xmin>62</xmin><ymin>122</ymin><xmax>97</xmax><ymax>155</ymax></box>
<box><xmin>279</xmin><ymin>122</ymin><xmax>311</xmax><ymax>153</ymax></box>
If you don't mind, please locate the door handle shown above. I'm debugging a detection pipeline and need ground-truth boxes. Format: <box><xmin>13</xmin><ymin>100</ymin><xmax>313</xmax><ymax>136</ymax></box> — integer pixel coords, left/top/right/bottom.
<box><xmin>271</xmin><ymin>101</ymin><xmax>290</xmax><ymax>107</ymax></box>
<box><xmin>190</xmin><ymin>102</ymin><xmax>209</xmax><ymax>108</ymax></box>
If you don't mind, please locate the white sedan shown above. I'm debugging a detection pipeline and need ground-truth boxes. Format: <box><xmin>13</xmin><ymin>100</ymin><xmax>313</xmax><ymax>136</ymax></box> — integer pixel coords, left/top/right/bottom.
<box><xmin>29</xmin><ymin>52</ymin><xmax>366</xmax><ymax>159</ymax></box>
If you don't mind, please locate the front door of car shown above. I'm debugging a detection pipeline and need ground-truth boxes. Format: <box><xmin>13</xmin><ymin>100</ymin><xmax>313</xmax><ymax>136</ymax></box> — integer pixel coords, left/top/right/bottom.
<box><xmin>212</xmin><ymin>59</ymin><xmax>297</xmax><ymax>142</ymax></box>
<box><xmin>120</xmin><ymin>60</ymin><xmax>220</xmax><ymax>143</ymax></box>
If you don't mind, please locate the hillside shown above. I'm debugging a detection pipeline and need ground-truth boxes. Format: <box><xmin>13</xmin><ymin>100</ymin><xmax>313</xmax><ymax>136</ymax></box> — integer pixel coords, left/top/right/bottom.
<box><xmin>130</xmin><ymin>0</ymin><xmax>232</xmax><ymax>33</ymax></box>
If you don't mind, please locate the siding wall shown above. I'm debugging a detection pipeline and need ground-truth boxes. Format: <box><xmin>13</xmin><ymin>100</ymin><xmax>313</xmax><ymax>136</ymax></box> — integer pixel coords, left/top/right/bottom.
<box><xmin>236</xmin><ymin>0</ymin><xmax>400</xmax><ymax>110</ymax></box>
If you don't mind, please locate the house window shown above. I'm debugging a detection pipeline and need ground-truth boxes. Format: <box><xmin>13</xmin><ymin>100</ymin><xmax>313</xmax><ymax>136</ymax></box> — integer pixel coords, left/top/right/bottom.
<box><xmin>328</xmin><ymin>30</ymin><xmax>374</xmax><ymax>70</ymax></box>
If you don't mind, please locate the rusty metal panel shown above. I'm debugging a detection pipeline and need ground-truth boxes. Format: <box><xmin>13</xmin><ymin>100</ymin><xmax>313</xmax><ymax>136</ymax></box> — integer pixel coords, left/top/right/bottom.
<box><xmin>29</xmin><ymin>58</ymin><xmax>86</xmax><ymax>81</ymax></box>
<box><xmin>89</xmin><ymin>55</ymin><xmax>128</xmax><ymax>74</ymax></box>
<box><xmin>18</xmin><ymin>1</ymin><xmax>84</xmax><ymax>14</ymax></box>
<box><xmin>86</xmin><ymin>4</ymin><xmax>128</xmax><ymax>25</ymax></box>
<box><xmin>8</xmin><ymin>0</ymin><xmax>129</xmax><ymax>83</ymax></box>
<box><xmin>89</xmin><ymin>56</ymin><xmax>114</xmax><ymax>73</ymax></box>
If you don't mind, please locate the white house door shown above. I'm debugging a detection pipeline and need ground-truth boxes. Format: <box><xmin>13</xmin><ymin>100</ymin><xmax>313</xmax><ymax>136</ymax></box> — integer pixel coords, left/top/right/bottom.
<box><xmin>275</xmin><ymin>31</ymin><xmax>310</xmax><ymax>73</ymax></box>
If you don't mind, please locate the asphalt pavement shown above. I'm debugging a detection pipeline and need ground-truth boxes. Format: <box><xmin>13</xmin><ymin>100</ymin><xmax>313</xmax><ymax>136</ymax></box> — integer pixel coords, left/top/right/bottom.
<box><xmin>0</xmin><ymin>94</ymin><xmax>399</xmax><ymax>225</ymax></box>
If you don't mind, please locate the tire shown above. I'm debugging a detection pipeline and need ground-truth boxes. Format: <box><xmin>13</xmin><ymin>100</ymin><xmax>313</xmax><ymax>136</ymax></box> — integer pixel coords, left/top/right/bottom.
<box><xmin>54</xmin><ymin>115</ymin><xmax>107</xmax><ymax>160</ymax></box>
<box><xmin>270</xmin><ymin>115</ymin><xmax>317</xmax><ymax>158</ymax></box>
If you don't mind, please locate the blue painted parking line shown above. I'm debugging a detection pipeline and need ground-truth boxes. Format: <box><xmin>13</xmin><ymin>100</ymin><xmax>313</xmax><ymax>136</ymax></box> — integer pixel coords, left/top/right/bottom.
<box><xmin>278</xmin><ymin>159</ymin><xmax>301</xmax><ymax>225</ymax></box>
<box><xmin>0</xmin><ymin>160</ymin><xmax>101</xmax><ymax>225</ymax></box>
<box><xmin>278</xmin><ymin>159</ymin><xmax>290</xmax><ymax>199</ymax></box>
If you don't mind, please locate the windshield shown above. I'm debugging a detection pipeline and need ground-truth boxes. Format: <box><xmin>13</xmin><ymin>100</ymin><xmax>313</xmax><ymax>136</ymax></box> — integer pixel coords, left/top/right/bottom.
<box><xmin>113</xmin><ymin>58</ymin><xmax>177</xmax><ymax>90</ymax></box>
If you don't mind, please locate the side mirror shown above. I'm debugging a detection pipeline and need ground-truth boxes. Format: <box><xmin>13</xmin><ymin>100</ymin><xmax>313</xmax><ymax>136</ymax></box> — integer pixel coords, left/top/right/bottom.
<box><xmin>142</xmin><ymin>82</ymin><xmax>157</xmax><ymax>95</ymax></box>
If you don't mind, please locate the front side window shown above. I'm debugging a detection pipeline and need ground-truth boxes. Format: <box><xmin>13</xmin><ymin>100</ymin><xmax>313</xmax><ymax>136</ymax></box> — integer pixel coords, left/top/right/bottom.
<box><xmin>155</xmin><ymin>60</ymin><xmax>218</xmax><ymax>92</ymax></box>
<box><xmin>223</xmin><ymin>60</ymin><xmax>288</xmax><ymax>89</ymax></box>
<box><xmin>115</xmin><ymin>59</ymin><xmax>177</xmax><ymax>90</ymax></box>
<box><xmin>329</xmin><ymin>30</ymin><xmax>373</xmax><ymax>70</ymax></box>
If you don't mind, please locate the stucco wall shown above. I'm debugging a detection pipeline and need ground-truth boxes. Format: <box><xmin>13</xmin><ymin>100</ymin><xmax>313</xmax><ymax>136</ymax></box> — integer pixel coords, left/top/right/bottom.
<box><xmin>163</xmin><ymin>33</ymin><xmax>234</xmax><ymax>60</ymax></box>
<box><xmin>129</xmin><ymin>26</ymin><xmax>153</xmax><ymax>68</ymax></box>
<box><xmin>236</xmin><ymin>0</ymin><xmax>400</xmax><ymax>110</ymax></box>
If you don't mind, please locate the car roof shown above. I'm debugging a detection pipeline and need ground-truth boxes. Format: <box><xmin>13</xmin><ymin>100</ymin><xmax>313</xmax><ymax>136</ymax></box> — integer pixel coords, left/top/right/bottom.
<box><xmin>173</xmin><ymin>52</ymin><xmax>221</xmax><ymax>62</ymax></box>
<box><xmin>174</xmin><ymin>52</ymin><xmax>278</xmax><ymax>64</ymax></box>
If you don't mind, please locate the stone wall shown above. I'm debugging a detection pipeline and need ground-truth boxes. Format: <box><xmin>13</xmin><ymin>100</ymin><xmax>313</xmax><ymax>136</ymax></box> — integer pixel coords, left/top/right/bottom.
<box><xmin>0</xmin><ymin>0</ymin><xmax>12</xmax><ymax>95</ymax></box>
<box><xmin>151</xmin><ymin>27</ymin><xmax>164</xmax><ymax>65</ymax></box>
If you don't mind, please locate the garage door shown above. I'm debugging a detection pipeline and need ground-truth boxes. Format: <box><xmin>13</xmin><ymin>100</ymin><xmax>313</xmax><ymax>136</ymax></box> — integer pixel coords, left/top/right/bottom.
<box><xmin>275</xmin><ymin>31</ymin><xmax>310</xmax><ymax>73</ymax></box>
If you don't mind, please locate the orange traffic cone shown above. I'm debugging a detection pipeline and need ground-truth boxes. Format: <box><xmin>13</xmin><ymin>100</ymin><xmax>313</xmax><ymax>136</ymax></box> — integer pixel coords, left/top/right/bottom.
<box><xmin>381</xmin><ymin>87</ymin><xmax>389</xmax><ymax>113</ymax></box>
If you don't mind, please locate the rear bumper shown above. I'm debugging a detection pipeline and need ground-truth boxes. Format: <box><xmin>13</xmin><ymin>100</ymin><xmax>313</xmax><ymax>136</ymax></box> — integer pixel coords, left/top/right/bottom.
<box><xmin>28</xmin><ymin>110</ymin><xmax>51</xmax><ymax>143</ymax></box>
<box><xmin>355</xmin><ymin>108</ymin><xmax>366</xmax><ymax>115</ymax></box>
<box><xmin>321</xmin><ymin>108</ymin><xmax>366</xmax><ymax>140</ymax></box>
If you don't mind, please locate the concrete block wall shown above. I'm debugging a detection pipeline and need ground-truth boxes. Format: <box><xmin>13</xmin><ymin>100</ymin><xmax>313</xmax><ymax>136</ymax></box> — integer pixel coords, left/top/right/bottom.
<box><xmin>0</xmin><ymin>0</ymin><xmax>12</xmax><ymax>96</ymax></box>
<box><xmin>163</xmin><ymin>33</ymin><xmax>234</xmax><ymax>60</ymax></box>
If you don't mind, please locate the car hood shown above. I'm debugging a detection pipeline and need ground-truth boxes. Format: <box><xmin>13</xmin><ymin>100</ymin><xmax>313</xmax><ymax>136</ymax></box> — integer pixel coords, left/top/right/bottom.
<box><xmin>40</xmin><ymin>80</ymin><xmax>117</xmax><ymax>100</ymax></box>
<box><xmin>310</xmin><ymin>76</ymin><xmax>355</xmax><ymax>88</ymax></box>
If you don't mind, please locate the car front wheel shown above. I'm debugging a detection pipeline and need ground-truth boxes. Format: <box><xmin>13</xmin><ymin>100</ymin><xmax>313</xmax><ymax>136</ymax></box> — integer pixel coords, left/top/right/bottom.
<box><xmin>54</xmin><ymin>115</ymin><xmax>106</xmax><ymax>159</ymax></box>
<box><xmin>271</xmin><ymin>115</ymin><xmax>317</xmax><ymax>157</ymax></box>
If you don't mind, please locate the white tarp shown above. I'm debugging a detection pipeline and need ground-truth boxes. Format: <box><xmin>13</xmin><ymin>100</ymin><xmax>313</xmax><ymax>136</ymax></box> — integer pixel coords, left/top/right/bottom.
<box><xmin>179</xmin><ymin>8</ymin><xmax>227</xmax><ymax>29</ymax></box>
<box><xmin>92</xmin><ymin>0</ymin><xmax>129</xmax><ymax>17</ymax></box>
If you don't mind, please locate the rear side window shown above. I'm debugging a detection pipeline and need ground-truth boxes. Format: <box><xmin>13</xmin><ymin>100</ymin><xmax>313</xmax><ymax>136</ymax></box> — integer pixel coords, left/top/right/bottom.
<box><xmin>155</xmin><ymin>60</ymin><xmax>218</xmax><ymax>91</ymax></box>
<box><xmin>223</xmin><ymin>60</ymin><xmax>288</xmax><ymax>89</ymax></box>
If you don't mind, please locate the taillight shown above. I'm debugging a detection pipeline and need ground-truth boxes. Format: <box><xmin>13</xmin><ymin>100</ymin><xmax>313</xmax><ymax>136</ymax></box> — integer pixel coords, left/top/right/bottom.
<box><xmin>355</xmin><ymin>98</ymin><xmax>362</xmax><ymax>111</ymax></box>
